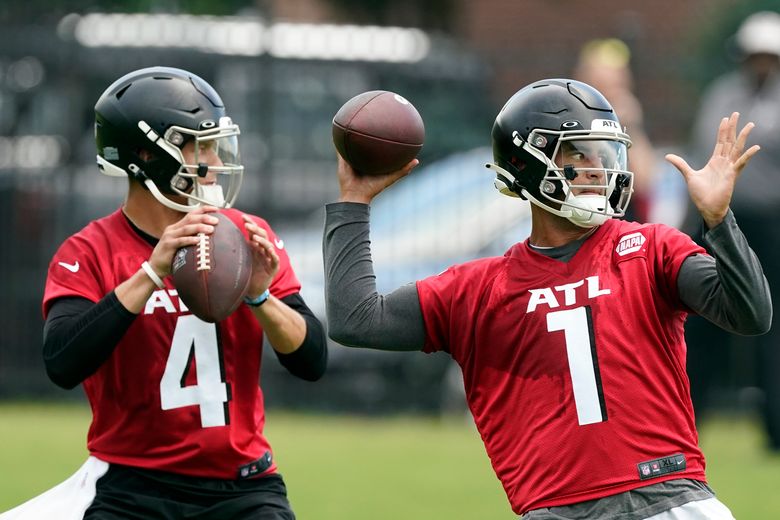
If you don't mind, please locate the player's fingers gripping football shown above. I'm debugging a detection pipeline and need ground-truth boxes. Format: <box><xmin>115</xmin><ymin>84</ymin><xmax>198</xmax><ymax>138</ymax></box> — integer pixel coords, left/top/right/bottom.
<box><xmin>148</xmin><ymin>207</ymin><xmax>220</xmax><ymax>277</ymax></box>
<box><xmin>337</xmin><ymin>154</ymin><xmax>419</xmax><ymax>204</ymax></box>
<box><xmin>242</xmin><ymin>215</ymin><xmax>280</xmax><ymax>296</ymax></box>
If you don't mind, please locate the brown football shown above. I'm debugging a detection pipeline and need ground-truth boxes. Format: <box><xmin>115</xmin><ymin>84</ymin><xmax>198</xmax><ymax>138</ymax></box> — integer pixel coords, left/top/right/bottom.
<box><xmin>332</xmin><ymin>90</ymin><xmax>425</xmax><ymax>175</ymax></box>
<box><xmin>171</xmin><ymin>213</ymin><xmax>252</xmax><ymax>323</ymax></box>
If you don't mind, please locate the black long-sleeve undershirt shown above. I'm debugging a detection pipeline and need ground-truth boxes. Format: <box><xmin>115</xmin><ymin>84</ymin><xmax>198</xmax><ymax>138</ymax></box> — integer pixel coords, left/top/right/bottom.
<box><xmin>676</xmin><ymin>212</ymin><xmax>771</xmax><ymax>334</ymax></box>
<box><xmin>43</xmin><ymin>293</ymin><xmax>135</xmax><ymax>389</ymax></box>
<box><xmin>273</xmin><ymin>292</ymin><xmax>328</xmax><ymax>382</ymax></box>
<box><xmin>43</xmin><ymin>292</ymin><xmax>327</xmax><ymax>389</ymax></box>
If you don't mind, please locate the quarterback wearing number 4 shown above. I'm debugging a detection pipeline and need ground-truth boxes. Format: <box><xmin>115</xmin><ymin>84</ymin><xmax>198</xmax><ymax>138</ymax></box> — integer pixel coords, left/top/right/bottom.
<box><xmin>324</xmin><ymin>79</ymin><xmax>771</xmax><ymax>518</ymax></box>
<box><xmin>3</xmin><ymin>67</ymin><xmax>326</xmax><ymax>520</ymax></box>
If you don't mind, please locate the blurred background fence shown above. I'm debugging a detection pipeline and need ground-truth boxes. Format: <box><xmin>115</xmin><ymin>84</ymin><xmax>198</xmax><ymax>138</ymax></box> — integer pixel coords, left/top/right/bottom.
<box><xmin>0</xmin><ymin>0</ymin><xmax>776</xmax><ymax>415</ymax></box>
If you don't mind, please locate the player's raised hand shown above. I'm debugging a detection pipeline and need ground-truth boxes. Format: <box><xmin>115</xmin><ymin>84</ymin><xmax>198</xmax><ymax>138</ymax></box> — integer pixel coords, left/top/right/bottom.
<box><xmin>336</xmin><ymin>154</ymin><xmax>419</xmax><ymax>205</ymax></box>
<box><xmin>665</xmin><ymin>112</ymin><xmax>760</xmax><ymax>228</ymax></box>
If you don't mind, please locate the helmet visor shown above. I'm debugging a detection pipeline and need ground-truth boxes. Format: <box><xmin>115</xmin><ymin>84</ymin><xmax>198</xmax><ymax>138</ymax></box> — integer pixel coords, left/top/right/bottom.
<box><xmin>193</xmin><ymin>133</ymin><xmax>241</xmax><ymax>168</ymax></box>
<box><xmin>546</xmin><ymin>136</ymin><xmax>633</xmax><ymax>221</ymax></box>
<box><xmin>166</xmin><ymin>118</ymin><xmax>244</xmax><ymax>208</ymax></box>
<box><xmin>554</xmin><ymin>138</ymin><xmax>628</xmax><ymax>179</ymax></box>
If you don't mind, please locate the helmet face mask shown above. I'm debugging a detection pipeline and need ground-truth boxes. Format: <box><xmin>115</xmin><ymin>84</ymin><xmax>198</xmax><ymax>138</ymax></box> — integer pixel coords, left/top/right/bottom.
<box><xmin>536</xmin><ymin>129</ymin><xmax>632</xmax><ymax>227</ymax></box>
<box><xmin>486</xmin><ymin>79</ymin><xmax>634</xmax><ymax>228</ymax></box>
<box><xmin>95</xmin><ymin>67</ymin><xmax>244</xmax><ymax>212</ymax></box>
<box><xmin>163</xmin><ymin>118</ymin><xmax>243</xmax><ymax>209</ymax></box>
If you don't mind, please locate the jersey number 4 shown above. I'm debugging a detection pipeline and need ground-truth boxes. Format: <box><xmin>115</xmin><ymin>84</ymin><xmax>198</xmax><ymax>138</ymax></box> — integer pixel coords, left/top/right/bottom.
<box><xmin>547</xmin><ymin>306</ymin><xmax>608</xmax><ymax>425</ymax></box>
<box><xmin>160</xmin><ymin>315</ymin><xmax>230</xmax><ymax>428</ymax></box>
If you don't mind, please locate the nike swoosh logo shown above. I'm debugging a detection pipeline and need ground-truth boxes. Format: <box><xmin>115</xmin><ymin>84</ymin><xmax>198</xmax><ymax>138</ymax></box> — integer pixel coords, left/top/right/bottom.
<box><xmin>274</xmin><ymin>238</ymin><xmax>284</xmax><ymax>249</ymax></box>
<box><xmin>58</xmin><ymin>261</ymin><xmax>80</xmax><ymax>273</ymax></box>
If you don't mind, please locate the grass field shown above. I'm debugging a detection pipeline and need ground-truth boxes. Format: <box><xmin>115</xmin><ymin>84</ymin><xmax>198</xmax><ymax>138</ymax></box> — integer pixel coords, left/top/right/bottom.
<box><xmin>1</xmin><ymin>402</ymin><xmax>778</xmax><ymax>518</ymax></box>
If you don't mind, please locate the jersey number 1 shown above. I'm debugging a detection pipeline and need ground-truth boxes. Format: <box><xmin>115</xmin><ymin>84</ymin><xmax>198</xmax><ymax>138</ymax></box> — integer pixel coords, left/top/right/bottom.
<box><xmin>547</xmin><ymin>306</ymin><xmax>607</xmax><ymax>425</ymax></box>
<box><xmin>160</xmin><ymin>315</ymin><xmax>230</xmax><ymax>428</ymax></box>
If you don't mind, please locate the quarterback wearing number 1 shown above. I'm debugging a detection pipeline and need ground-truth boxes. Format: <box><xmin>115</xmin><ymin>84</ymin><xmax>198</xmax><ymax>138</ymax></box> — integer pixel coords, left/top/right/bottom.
<box><xmin>323</xmin><ymin>79</ymin><xmax>771</xmax><ymax>518</ymax></box>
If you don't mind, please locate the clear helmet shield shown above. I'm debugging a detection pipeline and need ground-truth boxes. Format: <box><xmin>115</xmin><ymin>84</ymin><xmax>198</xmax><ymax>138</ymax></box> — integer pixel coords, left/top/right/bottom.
<box><xmin>542</xmin><ymin>134</ymin><xmax>633</xmax><ymax>227</ymax></box>
<box><xmin>167</xmin><ymin>117</ymin><xmax>244</xmax><ymax>210</ymax></box>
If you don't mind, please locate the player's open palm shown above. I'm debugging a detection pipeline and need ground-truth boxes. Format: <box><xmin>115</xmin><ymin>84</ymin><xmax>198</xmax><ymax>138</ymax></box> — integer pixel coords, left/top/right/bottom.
<box><xmin>665</xmin><ymin>112</ymin><xmax>760</xmax><ymax>228</ymax></box>
<box><xmin>242</xmin><ymin>214</ymin><xmax>280</xmax><ymax>297</ymax></box>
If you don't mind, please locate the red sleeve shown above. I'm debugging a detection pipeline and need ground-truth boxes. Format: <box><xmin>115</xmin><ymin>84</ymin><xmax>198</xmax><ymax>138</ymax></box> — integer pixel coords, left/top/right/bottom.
<box><xmin>416</xmin><ymin>260</ymin><xmax>495</xmax><ymax>358</ymax></box>
<box><xmin>42</xmin><ymin>233</ymin><xmax>106</xmax><ymax>318</ymax></box>
<box><xmin>416</xmin><ymin>267</ymin><xmax>458</xmax><ymax>354</ymax></box>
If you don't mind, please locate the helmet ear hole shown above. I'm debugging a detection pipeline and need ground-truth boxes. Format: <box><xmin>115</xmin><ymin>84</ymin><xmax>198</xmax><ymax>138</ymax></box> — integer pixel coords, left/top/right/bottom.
<box><xmin>129</xmin><ymin>148</ymin><xmax>158</xmax><ymax>184</ymax></box>
<box><xmin>136</xmin><ymin>148</ymin><xmax>155</xmax><ymax>162</ymax></box>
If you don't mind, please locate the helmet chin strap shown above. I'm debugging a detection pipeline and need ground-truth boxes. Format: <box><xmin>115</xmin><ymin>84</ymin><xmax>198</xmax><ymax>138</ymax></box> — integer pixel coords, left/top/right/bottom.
<box><xmin>565</xmin><ymin>194</ymin><xmax>611</xmax><ymax>228</ymax></box>
<box><xmin>198</xmin><ymin>184</ymin><xmax>226</xmax><ymax>207</ymax></box>
<box><xmin>144</xmin><ymin>179</ymin><xmax>199</xmax><ymax>212</ymax></box>
<box><xmin>145</xmin><ymin>182</ymin><xmax>228</xmax><ymax>213</ymax></box>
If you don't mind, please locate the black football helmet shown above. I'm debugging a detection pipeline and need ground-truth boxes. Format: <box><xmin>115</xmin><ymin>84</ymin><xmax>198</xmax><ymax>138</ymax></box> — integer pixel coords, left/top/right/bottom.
<box><xmin>486</xmin><ymin>79</ymin><xmax>633</xmax><ymax>227</ymax></box>
<box><xmin>95</xmin><ymin>66</ymin><xmax>243</xmax><ymax>212</ymax></box>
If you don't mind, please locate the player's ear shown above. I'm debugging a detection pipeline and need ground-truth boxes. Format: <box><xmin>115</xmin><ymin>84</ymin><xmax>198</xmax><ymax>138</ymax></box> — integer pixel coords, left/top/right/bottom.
<box><xmin>137</xmin><ymin>148</ymin><xmax>155</xmax><ymax>162</ymax></box>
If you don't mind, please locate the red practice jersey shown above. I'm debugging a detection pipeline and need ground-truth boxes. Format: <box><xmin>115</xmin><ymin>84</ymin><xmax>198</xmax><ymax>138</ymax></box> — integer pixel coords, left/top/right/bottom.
<box><xmin>416</xmin><ymin>219</ymin><xmax>707</xmax><ymax>514</ymax></box>
<box><xmin>42</xmin><ymin>208</ymin><xmax>300</xmax><ymax>479</ymax></box>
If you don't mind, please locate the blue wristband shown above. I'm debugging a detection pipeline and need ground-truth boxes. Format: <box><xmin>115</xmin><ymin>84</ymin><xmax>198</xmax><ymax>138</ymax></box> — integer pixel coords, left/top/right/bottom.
<box><xmin>244</xmin><ymin>289</ymin><xmax>271</xmax><ymax>307</ymax></box>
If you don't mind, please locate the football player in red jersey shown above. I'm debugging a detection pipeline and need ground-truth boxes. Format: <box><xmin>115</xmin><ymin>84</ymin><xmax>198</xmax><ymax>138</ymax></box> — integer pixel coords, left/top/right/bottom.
<box><xmin>323</xmin><ymin>79</ymin><xmax>770</xmax><ymax>518</ymax></box>
<box><xmin>4</xmin><ymin>67</ymin><xmax>326</xmax><ymax>520</ymax></box>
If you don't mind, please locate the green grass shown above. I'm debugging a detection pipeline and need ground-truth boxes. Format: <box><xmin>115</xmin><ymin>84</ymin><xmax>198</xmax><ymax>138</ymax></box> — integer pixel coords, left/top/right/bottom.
<box><xmin>1</xmin><ymin>402</ymin><xmax>778</xmax><ymax>518</ymax></box>
<box><xmin>697</xmin><ymin>415</ymin><xmax>780</xmax><ymax>518</ymax></box>
<box><xmin>0</xmin><ymin>402</ymin><xmax>91</xmax><ymax>506</ymax></box>
<box><xmin>267</xmin><ymin>413</ymin><xmax>513</xmax><ymax>519</ymax></box>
